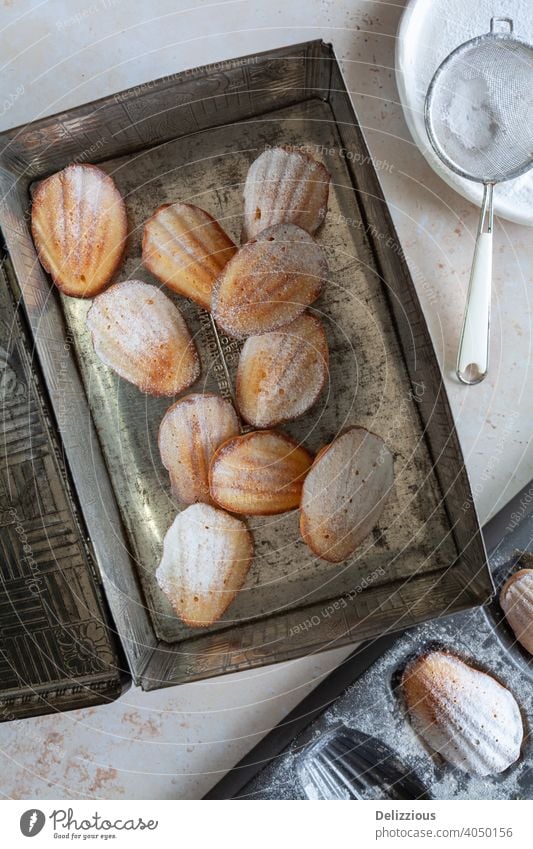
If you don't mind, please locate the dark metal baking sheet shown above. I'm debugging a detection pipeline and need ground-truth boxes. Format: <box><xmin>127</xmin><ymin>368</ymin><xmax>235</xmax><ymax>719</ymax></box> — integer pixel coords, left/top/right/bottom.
<box><xmin>0</xmin><ymin>262</ymin><xmax>128</xmax><ymax>721</ymax></box>
<box><xmin>215</xmin><ymin>607</ymin><xmax>532</xmax><ymax>800</ymax></box>
<box><xmin>0</xmin><ymin>40</ymin><xmax>492</xmax><ymax>694</ymax></box>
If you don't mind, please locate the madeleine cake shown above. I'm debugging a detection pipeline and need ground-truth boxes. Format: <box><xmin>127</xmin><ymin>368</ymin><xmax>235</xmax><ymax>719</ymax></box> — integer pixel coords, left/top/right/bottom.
<box><xmin>212</xmin><ymin>223</ymin><xmax>328</xmax><ymax>338</ymax></box>
<box><xmin>401</xmin><ymin>651</ymin><xmax>523</xmax><ymax>776</ymax></box>
<box><xmin>142</xmin><ymin>202</ymin><xmax>237</xmax><ymax>310</ymax></box>
<box><xmin>209</xmin><ymin>429</ymin><xmax>313</xmax><ymax>515</ymax></box>
<box><xmin>156</xmin><ymin>504</ymin><xmax>253</xmax><ymax>627</ymax></box>
<box><xmin>31</xmin><ymin>164</ymin><xmax>127</xmax><ymax>298</ymax></box>
<box><xmin>159</xmin><ymin>393</ymin><xmax>240</xmax><ymax>505</ymax></box>
<box><xmin>500</xmin><ymin>568</ymin><xmax>533</xmax><ymax>655</ymax></box>
<box><xmin>242</xmin><ymin>147</ymin><xmax>330</xmax><ymax>240</ymax></box>
<box><xmin>300</xmin><ymin>426</ymin><xmax>394</xmax><ymax>563</ymax></box>
<box><xmin>87</xmin><ymin>280</ymin><xmax>200</xmax><ymax>395</ymax></box>
<box><xmin>236</xmin><ymin>312</ymin><xmax>329</xmax><ymax>427</ymax></box>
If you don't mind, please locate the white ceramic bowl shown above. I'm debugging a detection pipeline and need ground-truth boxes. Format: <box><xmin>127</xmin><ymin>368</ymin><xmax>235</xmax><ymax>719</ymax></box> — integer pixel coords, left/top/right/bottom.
<box><xmin>395</xmin><ymin>0</ymin><xmax>533</xmax><ymax>227</ymax></box>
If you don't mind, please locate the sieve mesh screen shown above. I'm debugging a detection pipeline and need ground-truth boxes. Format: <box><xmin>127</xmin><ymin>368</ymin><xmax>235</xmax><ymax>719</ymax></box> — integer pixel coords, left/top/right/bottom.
<box><xmin>425</xmin><ymin>37</ymin><xmax>533</xmax><ymax>183</ymax></box>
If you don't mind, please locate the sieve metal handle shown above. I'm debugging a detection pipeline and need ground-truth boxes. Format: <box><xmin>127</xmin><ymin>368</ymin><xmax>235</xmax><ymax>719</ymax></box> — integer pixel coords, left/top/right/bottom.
<box><xmin>456</xmin><ymin>182</ymin><xmax>493</xmax><ymax>385</ymax></box>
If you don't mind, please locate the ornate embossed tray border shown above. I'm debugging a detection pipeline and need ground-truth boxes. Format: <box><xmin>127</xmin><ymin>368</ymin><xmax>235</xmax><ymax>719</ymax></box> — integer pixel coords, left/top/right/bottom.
<box><xmin>0</xmin><ymin>41</ymin><xmax>492</xmax><ymax>704</ymax></box>
<box><xmin>0</xmin><ymin>263</ymin><xmax>128</xmax><ymax>720</ymax></box>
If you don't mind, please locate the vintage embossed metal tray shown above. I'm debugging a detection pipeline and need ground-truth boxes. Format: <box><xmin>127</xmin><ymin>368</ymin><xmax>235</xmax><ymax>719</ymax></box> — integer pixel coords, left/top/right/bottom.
<box><xmin>0</xmin><ymin>40</ymin><xmax>492</xmax><ymax>718</ymax></box>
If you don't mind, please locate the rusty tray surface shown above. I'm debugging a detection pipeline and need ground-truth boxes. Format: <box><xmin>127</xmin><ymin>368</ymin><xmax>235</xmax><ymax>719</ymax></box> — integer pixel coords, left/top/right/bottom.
<box><xmin>0</xmin><ymin>41</ymin><xmax>492</xmax><ymax>702</ymax></box>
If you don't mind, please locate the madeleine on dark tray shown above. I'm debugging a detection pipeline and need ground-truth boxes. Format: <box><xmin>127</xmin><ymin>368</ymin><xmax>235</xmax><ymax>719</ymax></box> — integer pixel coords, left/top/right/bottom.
<box><xmin>143</xmin><ymin>202</ymin><xmax>237</xmax><ymax>310</ymax></box>
<box><xmin>500</xmin><ymin>568</ymin><xmax>533</xmax><ymax>655</ymax></box>
<box><xmin>159</xmin><ymin>393</ymin><xmax>240</xmax><ymax>505</ymax></box>
<box><xmin>31</xmin><ymin>164</ymin><xmax>127</xmax><ymax>298</ymax></box>
<box><xmin>242</xmin><ymin>146</ymin><xmax>330</xmax><ymax>241</ymax></box>
<box><xmin>87</xmin><ymin>279</ymin><xmax>200</xmax><ymax>396</ymax></box>
<box><xmin>300</xmin><ymin>426</ymin><xmax>394</xmax><ymax>563</ymax></box>
<box><xmin>401</xmin><ymin>650</ymin><xmax>523</xmax><ymax>777</ymax></box>
<box><xmin>156</xmin><ymin>503</ymin><xmax>253</xmax><ymax>627</ymax></box>
<box><xmin>236</xmin><ymin>312</ymin><xmax>329</xmax><ymax>428</ymax></box>
<box><xmin>210</xmin><ymin>429</ymin><xmax>313</xmax><ymax>515</ymax></box>
<box><xmin>212</xmin><ymin>223</ymin><xmax>328</xmax><ymax>338</ymax></box>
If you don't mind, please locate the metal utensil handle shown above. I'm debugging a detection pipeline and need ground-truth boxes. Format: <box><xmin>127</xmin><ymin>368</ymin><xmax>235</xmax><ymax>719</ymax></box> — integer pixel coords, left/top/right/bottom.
<box><xmin>457</xmin><ymin>182</ymin><xmax>493</xmax><ymax>385</ymax></box>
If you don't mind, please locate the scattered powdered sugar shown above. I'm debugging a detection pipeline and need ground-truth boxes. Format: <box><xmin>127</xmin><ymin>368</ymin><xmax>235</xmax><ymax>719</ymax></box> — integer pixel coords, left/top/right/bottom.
<box><xmin>240</xmin><ymin>607</ymin><xmax>532</xmax><ymax>799</ymax></box>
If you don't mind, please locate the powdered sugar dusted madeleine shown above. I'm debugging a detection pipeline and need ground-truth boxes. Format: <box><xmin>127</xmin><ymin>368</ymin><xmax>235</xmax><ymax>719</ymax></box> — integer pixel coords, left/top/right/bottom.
<box><xmin>159</xmin><ymin>393</ymin><xmax>240</xmax><ymax>505</ymax></box>
<box><xmin>31</xmin><ymin>164</ymin><xmax>127</xmax><ymax>298</ymax></box>
<box><xmin>401</xmin><ymin>651</ymin><xmax>523</xmax><ymax>776</ymax></box>
<box><xmin>87</xmin><ymin>280</ymin><xmax>200</xmax><ymax>396</ymax></box>
<box><xmin>210</xmin><ymin>430</ymin><xmax>313</xmax><ymax>515</ymax></box>
<box><xmin>142</xmin><ymin>202</ymin><xmax>237</xmax><ymax>309</ymax></box>
<box><xmin>212</xmin><ymin>223</ymin><xmax>327</xmax><ymax>339</ymax></box>
<box><xmin>236</xmin><ymin>312</ymin><xmax>329</xmax><ymax>427</ymax></box>
<box><xmin>156</xmin><ymin>504</ymin><xmax>253</xmax><ymax>627</ymax></box>
<box><xmin>300</xmin><ymin>427</ymin><xmax>394</xmax><ymax>563</ymax></box>
<box><xmin>243</xmin><ymin>147</ymin><xmax>330</xmax><ymax>240</ymax></box>
<box><xmin>500</xmin><ymin>569</ymin><xmax>533</xmax><ymax>654</ymax></box>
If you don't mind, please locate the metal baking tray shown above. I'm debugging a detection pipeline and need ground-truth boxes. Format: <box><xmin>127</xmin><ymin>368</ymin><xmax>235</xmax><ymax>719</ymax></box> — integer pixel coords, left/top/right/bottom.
<box><xmin>207</xmin><ymin>607</ymin><xmax>533</xmax><ymax>800</ymax></box>
<box><xmin>0</xmin><ymin>40</ymin><xmax>492</xmax><ymax>709</ymax></box>
<box><xmin>0</xmin><ymin>264</ymin><xmax>127</xmax><ymax>721</ymax></box>
<box><xmin>207</xmin><ymin>500</ymin><xmax>533</xmax><ymax>800</ymax></box>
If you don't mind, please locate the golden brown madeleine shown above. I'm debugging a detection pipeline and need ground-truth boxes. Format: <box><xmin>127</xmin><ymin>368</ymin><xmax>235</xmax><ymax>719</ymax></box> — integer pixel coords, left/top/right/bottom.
<box><xmin>87</xmin><ymin>280</ymin><xmax>200</xmax><ymax>396</ymax></box>
<box><xmin>243</xmin><ymin>147</ymin><xmax>330</xmax><ymax>241</ymax></box>
<box><xmin>210</xmin><ymin>429</ymin><xmax>313</xmax><ymax>515</ymax></box>
<box><xmin>500</xmin><ymin>568</ymin><xmax>533</xmax><ymax>654</ymax></box>
<box><xmin>159</xmin><ymin>393</ymin><xmax>240</xmax><ymax>505</ymax></box>
<box><xmin>212</xmin><ymin>223</ymin><xmax>328</xmax><ymax>339</ymax></box>
<box><xmin>31</xmin><ymin>164</ymin><xmax>127</xmax><ymax>298</ymax></box>
<box><xmin>401</xmin><ymin>651</ymin><xmax>523</xmax><ymax>776</ymax></box>
<box><xmin>236</xmin><ymin>312</ymin><xmax>329</xmax><ymax>427</ymax></box>
<box><xmin>156</xmin><ymin>504</ymin><xmax>253</xmax><ymax>627</ymax></box>
<box><xmin>300</xmin><ymin>426</ymin><xmax>393</xmax><ymax>562</ymax></box>
<box><xmin>142</xmin><ymin>202</ymin><xmax>237</xmax><ymax>309</ymax></box>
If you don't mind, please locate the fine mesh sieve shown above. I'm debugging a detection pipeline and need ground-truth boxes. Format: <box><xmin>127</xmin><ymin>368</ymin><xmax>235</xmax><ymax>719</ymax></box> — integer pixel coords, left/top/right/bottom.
<box><xmin>425</xmin><ymin>18</ymin><xmax>533</xmax><ymax>384</ymax></box>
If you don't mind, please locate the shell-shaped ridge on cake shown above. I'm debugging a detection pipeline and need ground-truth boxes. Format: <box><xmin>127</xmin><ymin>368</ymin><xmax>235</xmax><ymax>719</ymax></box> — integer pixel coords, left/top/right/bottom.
<box><xmin>401</xmin><ymin>650</ymin><xmax>524</xmax><ymax>777</ymax></box>
<box><xmin>236</xmin><ymin>312</ymin><xmax>329</xmax><ymax>427</ymax></box>
<box><xmin>500</xmin><ymin>568</ymin><xmax>533</xmax><ymax>655</ymax></box>
<box><xmin>300</xmin><ymin>426</ymin><xmax>394</xmax><ymax>563</ymax></box>
<box><xmin>31</xmin><ymin>164</ymin><xmax>127</xmax><ymax>298</ymax></box>
<box><xmin>159</xmin><ymin>393</ymin><xmax>240</xmax><ymax>505</ymax></box>
<box><xmin>142</xmin><ymin>202</ymin><xmax>237</xmax><ymax>309</ymax></box>
<box><xmin>212</xmin><ymin>223</ymin><xmax>328</xmax><ymax>339</ymax></box>
<box><xmin>243</xmin><ymin>146</ymin><xmax>330</xmax><ymax>241</ymax></box>
<box><xmin>156</xmin><ymin>503</ymin><xmax>253</xmax><ymax>627</ymax></box>
<box><xmin>209</xmin><ymin>429</ymin><xmax>314</xmax><ymax>515</ymax></box>
<box><xmin>87</xmin><ymin>279</ymin><xmax>200</xmax><ymax>396</ymax></box>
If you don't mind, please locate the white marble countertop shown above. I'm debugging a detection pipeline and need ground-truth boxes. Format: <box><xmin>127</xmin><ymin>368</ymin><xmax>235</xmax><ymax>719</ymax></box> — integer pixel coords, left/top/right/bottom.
<box><xmin>0</xmin><ymin>0</ymin><xmax>531</xmax><ymax>800</ymax></box>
